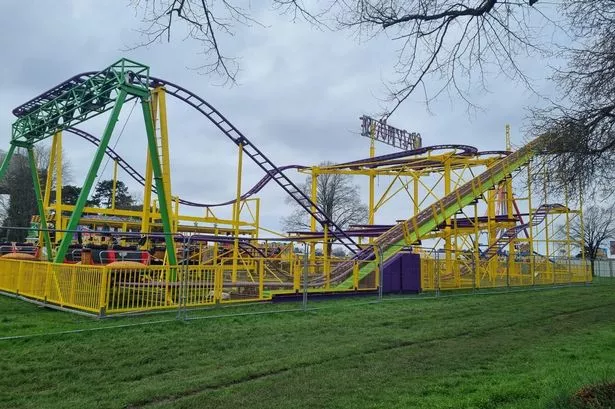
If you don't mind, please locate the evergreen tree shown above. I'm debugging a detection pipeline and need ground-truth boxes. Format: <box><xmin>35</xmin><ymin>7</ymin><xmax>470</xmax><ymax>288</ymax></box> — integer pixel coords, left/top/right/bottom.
<box><xmin>0</xmin><ymin>152</ymin><xmax>37</xmax><ymax>242</ymax></box>
<box><xmin>90</xmin><ymin>180</ymin><xmax>135</xmax><ymax>209</ymax></box>
<box><xmin>50</xmin><ymin>185</ymin><xmax>82</xmax><ymax>206</ymax></box>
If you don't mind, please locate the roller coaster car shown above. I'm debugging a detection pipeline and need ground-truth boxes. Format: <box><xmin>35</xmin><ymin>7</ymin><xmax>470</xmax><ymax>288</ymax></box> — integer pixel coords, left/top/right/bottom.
<box><xmin>0</xmin><ymin>242</ymin><xmax>39</xmax><ymax>259</ymax></box>
<box><xmin>64</xmin><ymin>243</ymin><xmax>150</xmax><ymax>265</ymax></box>
<box><xmin>64</xmin><ymin>244</ymin><xmax>84</xmax><ymax>263</ymax></box>
<box><xmin>92</xmin><ymin>245</ymin><xmax>149</xmax><ymax>265</ymax></box>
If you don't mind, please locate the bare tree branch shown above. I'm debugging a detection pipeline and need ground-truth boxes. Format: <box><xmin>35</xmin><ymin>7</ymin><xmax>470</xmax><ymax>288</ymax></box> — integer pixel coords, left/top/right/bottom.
<box><xmin>529</xmin><ymin>0</ymin><xmax>615</xmax><ymax>198</ymax></box>
<box><xmin>130</xmin><ymin>0</ymin><xmax>269</xmax><ymax>83</ymax></box>
<box><xmin>130</xmin><ymin>1</ymin><xmax>549</xmax><ymax>112</ymax></box>
<box><xmin>332</xmin><ymin>0</ymin><xmax>547</xmax><ymax>117</ymax></box>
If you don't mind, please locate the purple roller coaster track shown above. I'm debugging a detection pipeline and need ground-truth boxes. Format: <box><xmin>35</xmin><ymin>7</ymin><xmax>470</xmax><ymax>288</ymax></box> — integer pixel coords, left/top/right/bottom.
<box><xmin>11</xmin><ymin>68</ymin><xmax>513</xmax><ymax>264</ymax></box>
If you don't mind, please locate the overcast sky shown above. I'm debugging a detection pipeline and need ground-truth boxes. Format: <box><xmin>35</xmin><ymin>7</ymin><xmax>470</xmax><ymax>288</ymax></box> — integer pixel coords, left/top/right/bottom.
<box><xmin>0</xmin><ymin>1</ymin><xmax>564</xmax><ymax>234</ymax></box>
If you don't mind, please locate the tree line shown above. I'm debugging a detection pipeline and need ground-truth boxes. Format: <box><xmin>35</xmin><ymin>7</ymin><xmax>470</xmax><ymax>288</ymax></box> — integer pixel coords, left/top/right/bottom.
<box><xmin>0</xmin><ymin>147</ymin><xmax>139</xmax><ymax>242</ymax></box>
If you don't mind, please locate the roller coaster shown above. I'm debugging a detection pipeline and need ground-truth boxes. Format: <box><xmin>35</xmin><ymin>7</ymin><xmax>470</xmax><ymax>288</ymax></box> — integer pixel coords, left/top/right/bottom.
<box><xmin>0</xmin><ymin>58</ymin><xmax>591</xmax><ymax>316</ymax></box>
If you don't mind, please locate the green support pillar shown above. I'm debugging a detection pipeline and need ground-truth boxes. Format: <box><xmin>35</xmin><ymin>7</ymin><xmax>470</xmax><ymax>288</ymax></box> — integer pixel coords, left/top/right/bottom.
<box><xmin>0</xmin><ymin>144</ymin><xmax>17</xmax><ymax>182</ymax></box>
<box><xmin>140</xmin><ymin>98</ymin><xmax>178</xmax><ymax>270</ymax></box>
<box><xmin>27</xmin><ymin>147</ymin><xmax>53</xmax><ymax>261</ymax></box>
<box><xmin>54</xmin><ymin>90</ymin><xmax>129</xmax><ymax>263</ymax></box>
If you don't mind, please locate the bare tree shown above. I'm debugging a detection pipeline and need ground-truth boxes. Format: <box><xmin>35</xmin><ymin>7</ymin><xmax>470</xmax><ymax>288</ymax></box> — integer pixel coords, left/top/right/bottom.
<box><xmin>558</xmin><ymin>205</ymin><xmax>615</xmax><ymax>276</ymax></box>
<box><xmin>331</xmin><ymin>246</ymin><xmax>347</xmax><ymax>257</ymax></box>
<box><xmin>130</xmin><ymin>0</ymin><xmax>267</xmax><ymax>83</ymax></box>
<box><xmin>530</xmin><ymin>0</ymin><xmax>615</xmax><ymax>198</ymax></box>
<box><xmin>132</xmin><ymin>1</ymin><xmax>546</xmax><ymax>111</ymax></box>
<box><xmin>281</xmin><ymin>162</ymin><xmax>368</xmax><ymax>233</ymax></box>
<box><xmin>332</xmin><ymin>0</ymin><xmax>547</xmax><ymax>114</ymax></box>
<box><xmin>33</xmin><ymin>144</ymin><xmax>73</xmax><ymax>188</ymax></box>
<box><xmin>132</xmin><ymin>1</ymin><xmax>615</xmax><ymax>196</ymax></box>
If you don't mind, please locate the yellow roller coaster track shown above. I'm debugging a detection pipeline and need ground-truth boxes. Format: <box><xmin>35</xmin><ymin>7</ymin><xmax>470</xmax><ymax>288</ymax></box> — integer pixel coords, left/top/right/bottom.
<box><xmin>332</xmin><ymin>135</ymin><xmax>545</xmax><ymax>289</ymax></box>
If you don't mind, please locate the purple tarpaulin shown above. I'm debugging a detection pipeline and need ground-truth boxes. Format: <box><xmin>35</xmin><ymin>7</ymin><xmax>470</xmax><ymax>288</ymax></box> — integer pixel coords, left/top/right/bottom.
<box><xmin>382</xmin><ymin>252</ymin><xmax>421</xmax><ymax>293</ymax></box>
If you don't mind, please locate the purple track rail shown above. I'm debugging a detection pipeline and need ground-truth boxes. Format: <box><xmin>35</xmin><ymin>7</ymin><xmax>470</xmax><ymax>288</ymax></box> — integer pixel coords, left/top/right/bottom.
<box><xmin>12</xmin><ymin>70</ymin><xmax>513</xmax><ymax>260</ymax></box>
<box><xmin>13</xmin><ymin>71</ymin><xmax>361</xmax><ymax>253</ymax></box>
<box><xmin>64</xmin><ymin>127</ymin><xmax>503</xmax><ymax>209</ymax></box>
<box><xmin>66</xmin><ymin>127</ymin><xmax>304</xmax><ymax>208</ymax></box>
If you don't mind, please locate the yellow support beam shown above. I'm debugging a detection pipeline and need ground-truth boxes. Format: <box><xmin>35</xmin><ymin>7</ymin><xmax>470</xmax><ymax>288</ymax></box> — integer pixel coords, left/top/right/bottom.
<box><xmin>310</xmin><ymin>169</ymin><xmax>318</xmax><ymax>273</ymax></box>
<box><xmin>232</xmin><ymin>143</ymin><xmax>244</xmax><ymax>284</ymax></box>
<box><xmin>55</xmin><ymin>133</ymin><xmax>63</xmax><ymax>243</ymax></box>
<box><xmin>368</xmin><ymin>121</ymin><xmax>376</xmax><ymax>242</ymax></box>
<box><xmin>444</xmin><ymin>159</ymin><xmax>452</xmax><ymax>274</ymax></box>
<box><xmin>156</xmin><ymin>88</ymin><xmax>175</xmax><ymax>230</ymax></box>
<box><xmin>43</xmin><ymin>136</ymin><xmax>57</xmax><ymax>211</ymax></box>
<box><xmin>155</xmin><ymin>87</ymin><xmax>177</xmax><ymax>261</ymax></box>
<box><xmin>111</xmin><ymin>159</ymin><xmax>118</xmax><ymax>210</ymax></box>
<box><xmin>42</xmin><ymin>134</ymin><xmax>58</xmax><ymax>246</ymax></box>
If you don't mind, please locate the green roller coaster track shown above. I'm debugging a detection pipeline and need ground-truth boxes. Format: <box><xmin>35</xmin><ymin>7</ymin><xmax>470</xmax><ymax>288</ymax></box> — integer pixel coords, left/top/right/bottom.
<box><xmin>0</xmin><ymin>59</ymin><xmax>177</xmax><ymax>269</ymax></box>
<box><xmin>11</xmin><ymin>59</ymin><xmax>149</xmax><ymax>145</ymax></box>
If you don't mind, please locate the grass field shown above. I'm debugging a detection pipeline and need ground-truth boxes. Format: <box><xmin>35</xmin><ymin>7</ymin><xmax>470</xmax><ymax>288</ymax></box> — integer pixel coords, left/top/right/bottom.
<box><xmin>1</xmin><ymin>282</ymin><xmax>614</xmax><ymax>409</ymax></box>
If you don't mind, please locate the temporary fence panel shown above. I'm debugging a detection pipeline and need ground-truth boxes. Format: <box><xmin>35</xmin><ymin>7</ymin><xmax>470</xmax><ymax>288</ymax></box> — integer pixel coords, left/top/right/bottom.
<box><xmin>0</xmin><ymin>253</ymin><xmax>593</xmax><ymax>315</ymax></box>
<box><xmin>0</xmin><ymin>258</ymin><xmax>105</xmax><ymax>313</ymax></box>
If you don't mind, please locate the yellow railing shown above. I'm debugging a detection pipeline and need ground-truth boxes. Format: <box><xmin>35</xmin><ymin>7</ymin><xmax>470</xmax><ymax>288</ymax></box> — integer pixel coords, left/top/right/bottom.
<box><xmin>0</xmin><ymin>255</ymin><xmax>592</xmax><ymax>315</ymax></box>
<box><xmin>420</xmin><ymin>257</ymin><xmax>591</xmax><ymax>291</ymax></box>
<box><xmin>0</xmin><ymin>259</ymin><xmax>105</xmax><ymax>313</ymax></box>
<box><xmin>0</xmin><ymin>258</ymin><xmax>280</xmax><ymax>315</ymax></box>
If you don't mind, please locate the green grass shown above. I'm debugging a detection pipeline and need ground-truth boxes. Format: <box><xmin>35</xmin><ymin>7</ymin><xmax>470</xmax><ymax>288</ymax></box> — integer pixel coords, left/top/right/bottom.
<box><xmin>1</xmin><ymin>281</ymin><xmax>615</xmax><ymax>409</ymax></box>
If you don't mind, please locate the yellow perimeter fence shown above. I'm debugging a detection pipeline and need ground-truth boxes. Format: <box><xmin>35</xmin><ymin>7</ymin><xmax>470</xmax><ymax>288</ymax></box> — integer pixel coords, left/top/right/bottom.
<box><xmin>0</xmin><ymin>259</ymin><xmax>263</xmax><ymax>315</ymax></box>
<box><xmin>421</xmin><ymin>258</ymin><xmax>591</xmax><ymax>290</ymax></box>
<box><xmin>0</xmin><ymin>257</ymin><xmax>377</xmax><ymax>315</ymax></box>
<box><xmin>0</xmin><ymin>256</ymin><xmax>591</xmax><ymax>316</ymax></box>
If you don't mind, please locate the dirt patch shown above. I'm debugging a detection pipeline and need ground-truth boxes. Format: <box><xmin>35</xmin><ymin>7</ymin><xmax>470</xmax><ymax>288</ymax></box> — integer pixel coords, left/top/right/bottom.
<box><xmin>570</xmin><ymin>382</ymin><xmax>615</xmax><ymax>408</ymax></box>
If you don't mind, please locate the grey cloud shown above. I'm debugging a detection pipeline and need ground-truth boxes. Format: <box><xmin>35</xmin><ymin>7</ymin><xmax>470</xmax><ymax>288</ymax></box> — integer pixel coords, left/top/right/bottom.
<box><xmin>0</xmin><ymin>0</ymin><xmax>558</xmax><ymax>232</ymax></box>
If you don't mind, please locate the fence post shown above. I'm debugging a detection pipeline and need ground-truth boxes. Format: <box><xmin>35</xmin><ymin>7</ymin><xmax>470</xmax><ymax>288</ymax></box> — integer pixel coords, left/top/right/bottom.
<box><xmin>436</xmin><ymin>256</ymin><xmax>441</xmax><ymax>297</ymax></box>
<box><xmin>16</xmin><ymin>260</ymin><xmax>24</xmax><ymax>295</ymax></box>
<box><xmin>214</xmin><ymin>265</ymin><xmax>223</xmax><ymax>304</ymax></box>
<box><xmin>377</xmin><ymin>245</ymin><xmax>383</xmax><ymax>302</ymax></box>
<box><xmin>293</xmin><ymin>257</ymin><xmax>300</xmax><ymax>292</ymax></box>
<box><xmin>98</xmin><ymin>266</ymin><xmax>109</xmax><ymax>317</ymax></box>
<box><xmin>506</xmin><ymin>253</ymin><xmax>510</xmax><ymax>289</ymax></box>
<box><xmin>471</xmin><ymin>257</ymin><xmax>476</xmax><ymax>294</ymax></box>
<box><xmin>69</xmin><ymin>264</ymin><xmax>77</xmax><ymax>305</ymax></box>
<box><xmin>177</xmin><ymin>235</ymin><xmax>189</xmax><ymax>321</ymax></box>
<box><xmin>531</xmin><ymin>255</ymin><xmax>536</xmax><ymax>287</ymax></box>
<box><xmin>302</xmin><ymin>243</ymin><xmax>308</xmax><ymax>311</ymax></box>
<box><xmin>44</xmin><ymin>262</ymin><xmax>52</xmax><ymax>303</ymax></box>
<box><xmin>258</xmin><ymin>259</ymin><xmax>264</xmax><ymax>299</ymax></box>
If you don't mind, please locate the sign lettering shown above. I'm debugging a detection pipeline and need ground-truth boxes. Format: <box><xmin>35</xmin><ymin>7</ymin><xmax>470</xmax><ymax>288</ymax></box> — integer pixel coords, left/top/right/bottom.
<box><xmin>360</xmin><ymin>116</ymin><xmax>422</xmax><ymax>150</ymax></box>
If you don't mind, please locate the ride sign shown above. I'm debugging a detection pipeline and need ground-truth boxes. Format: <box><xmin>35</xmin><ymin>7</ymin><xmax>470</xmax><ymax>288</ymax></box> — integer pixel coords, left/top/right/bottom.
<box><xmin>360</xmin><ymin>115</ymin><xmax>422</xmax><ymax>151</ymax></box>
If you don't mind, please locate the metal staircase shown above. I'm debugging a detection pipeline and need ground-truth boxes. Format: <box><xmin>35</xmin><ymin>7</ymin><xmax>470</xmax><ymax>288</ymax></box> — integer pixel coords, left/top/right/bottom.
<box><xmin>480</xmin><ymin>203</ymin><xmax>567</xmax><ymax>260</ymax></box>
